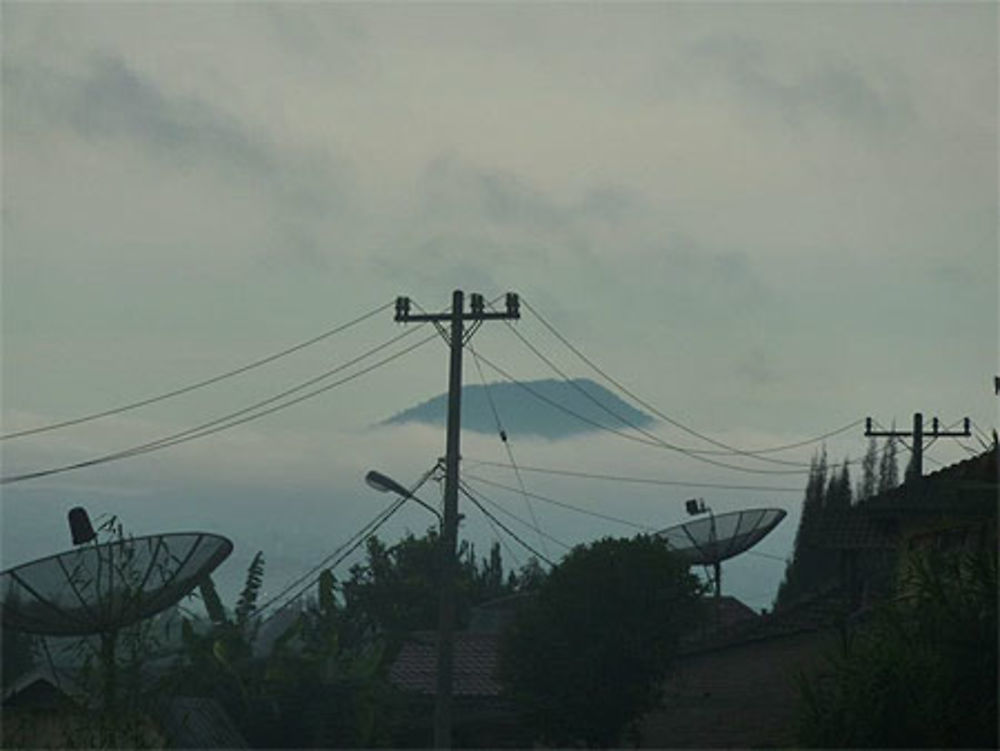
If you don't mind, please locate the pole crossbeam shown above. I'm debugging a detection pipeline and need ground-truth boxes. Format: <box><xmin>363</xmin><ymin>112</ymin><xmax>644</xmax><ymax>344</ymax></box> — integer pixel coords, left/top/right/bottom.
<box><xmin>393</xmin><ymin>290</ymin><xmax>519</xmax><ymax>749</ymax></box>
<box><xmin>865</xmin><ymin>412</ymin><xmax>971</xmax><ymax>483</ymax></box>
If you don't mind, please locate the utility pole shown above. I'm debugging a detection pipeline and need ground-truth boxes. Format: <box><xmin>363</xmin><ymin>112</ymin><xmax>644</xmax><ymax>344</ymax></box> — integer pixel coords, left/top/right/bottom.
<box><xmin>865</xmin><ymin>412</ymin><xmax>971</xmax><ymax>483</ymax></box>
<box><xmin>394</xmin><ymin>290</ymin><xmax>520</xmax><ymax>748</ymax></box>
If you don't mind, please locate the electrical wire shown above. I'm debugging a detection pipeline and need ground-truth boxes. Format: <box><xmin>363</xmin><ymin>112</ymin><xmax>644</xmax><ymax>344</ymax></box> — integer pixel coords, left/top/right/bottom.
<box><xmin>520</xmin><ymin>298</ymin><xmax>866</xmax><ymax>459</ymax></box>
<box><xmin>970</xmin><ymin>420</ymin><xmax>996</xmax><ymax>450</ymax></box>
<box><xmin>469</xmin><ymin>344</ymin><xmax>550</xmax><ymax>558</ymax></box>
<box><xmin>463</xmin><ymin>473</ymin><xmax>651</xmax><ymax>530</ymax></box>
<box><xmin>471</xmin><ymin>350</ymin><xmax>810</xmax><ymax>476</ymax></box>
<box><xmin>462</xmin><ymin>474</ymin><xmax>788</xmax><ymax>564</ymax></box>
<box><xmin>464</xmin><ymin>459</ymin><xmax>805</xmax><ymax>492</ymax></box>
<box><xmin>257</xmin><ymin>497</ymin><xmax>406</xmax><ymax>619</ymax></box>
<box><xmin>458</xmin><ymin>482</ymin><xmax>555</xmax><ymax>566</ymax></box>
<box><xmin>459</xmin><ymin>479</ymin><xmax>570</xmax><ymax>552</ymax></box>
<box><xmin>256</xmin><ymin>464</ymin><xmax>441</xmax><ymax>620</ymax></box>
<box><xmin>493</xmin><ymin>303</ymin><xmax>812</xmax><ymax>470</ymax></box>
<box><xmin>2</xmin><ymin>301</ymin><xmax>394</xmax><ymax>441</ymax></box>
<box><xmin>1</xmin><ymin>328</ymin><xmax>438</xmax><ymax>485</ymax></box>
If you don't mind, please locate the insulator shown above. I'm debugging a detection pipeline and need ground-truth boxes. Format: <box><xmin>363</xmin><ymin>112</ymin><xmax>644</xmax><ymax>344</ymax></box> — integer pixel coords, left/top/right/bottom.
<box><xmin>394</xmin><ymin>296</ymin><xmax>410</xmax><ymax>321</ymax></box>
<box><xmin>506</xmin><ymin>292</ymin><xmax>520</xmax><ymax>317</ymax></box>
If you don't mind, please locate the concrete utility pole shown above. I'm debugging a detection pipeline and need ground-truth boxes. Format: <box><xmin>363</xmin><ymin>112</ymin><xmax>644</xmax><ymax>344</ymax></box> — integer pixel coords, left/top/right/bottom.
<box><xmin>394</xmin><ymin>290</ymin><xmax>520</xmax><ymax>748</ymax></box>
<box><xmin>865</xmin><ymin>412</ymin><xmax>971</xmax><ymax>483</ymax></box>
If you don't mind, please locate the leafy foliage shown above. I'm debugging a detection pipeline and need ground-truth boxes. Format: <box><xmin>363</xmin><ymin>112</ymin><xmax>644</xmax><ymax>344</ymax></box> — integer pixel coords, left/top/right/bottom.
<box><xmin>339</xmin><ymin>530</ymin><xmax>538</xmax><ymax>649</ymax></box>
<box><xmin>172</xmin><ymin>531</ymin><xmax>537</xmax><ymax>747</ymax></box>
<box><xmin>498</xmin><ymin>535</ymin><xmax>703</xmax><ymax>748</ymax></box>
<box><xmin>877</xmin><ymin>430</ymin><xmax>899</xmax><ymax>493</ymax></box>
<box><xmin>235</xmin><ymin>550</ymin><xmax>265</xmax><ymax>629</ymax></box>
<box><xmin>798</xmin><ymin>546</ymin><xmax>998</xmax><ymax>748</ymax></box>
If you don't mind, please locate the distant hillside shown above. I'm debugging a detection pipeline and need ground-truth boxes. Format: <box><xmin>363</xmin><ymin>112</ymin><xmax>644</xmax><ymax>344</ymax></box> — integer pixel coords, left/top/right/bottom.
<box><xmin>382</xmin><ymin>378</ymin><xmax>655</xmax><ymax>439</ymax></box>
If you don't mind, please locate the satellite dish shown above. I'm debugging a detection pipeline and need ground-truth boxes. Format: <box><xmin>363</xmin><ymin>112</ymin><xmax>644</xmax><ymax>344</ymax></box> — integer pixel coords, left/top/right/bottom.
<box><xmin>657</xmin><ymin>507</ymin><xmax>786</xmax><ymax>596</ymax></box>
<box><xmin>1</xmin><ymin>531</ymin><xmax>233</xmax><ymax>636</ymax></box>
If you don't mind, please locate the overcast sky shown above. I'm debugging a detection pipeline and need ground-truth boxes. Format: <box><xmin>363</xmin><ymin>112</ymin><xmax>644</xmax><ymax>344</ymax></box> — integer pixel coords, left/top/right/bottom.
<box><xmin>2</xmin><ymin>2</ymin><xmax>997</xmax><ymax>611</ymax></box>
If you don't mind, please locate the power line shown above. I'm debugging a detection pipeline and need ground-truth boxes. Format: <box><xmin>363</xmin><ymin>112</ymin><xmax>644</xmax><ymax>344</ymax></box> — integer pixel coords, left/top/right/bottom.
<box><xmin>462</xmin><ymin>474</ymin><xmax>789</xmax><ymax>563</ymax></box>
<box><xmin>257</xmin><ymin>464</ymin><xmax>441</xmax><ymax>620</ymax></box>
<box><xmin>469</xmin><ymin>344</ymin><xmax>550</xmax><ymax>558</ymax></box>
<box><xmin>459</xmin><ymin>479</ymin><xmax>571</xmax><ymax>552</ymax></box>
<box><xmin>2</xmin><ymin>328</ymin><xmax>438</xmax><ymax>485</ymax></box>
<box><xmin>492</xmin><ymin>302</ymin><xmax>812</xmax><ymax>470</ymax></box>
<box><xmin>463</xmin><ymin>473</ymin><xmax>651</xmax><ymax>530</ymax></box>
<box><xmin>458</xmin><ymin>482</ymin><xmax>556</xmax><ymax>566</ymax></box>
<box><xmin>2</xmin><ymin>300</ymin><xmax>394</xmax><ymax>441</ymax></box>
<box><xmin>464</xmin><ymin>459</ymin><xmax>805</xmax><ymax>492</ymax></box>
<box><xmin>521</xmin><ymin>298</ymin><xmax>864</xmax><ymax>460</ymax></box>
<box><xmin>257</xmin><ymin>497</ymin><xmax>406</xmax><ymax>618</ymax></box>
<box><xmin>471</xmin><ymin>349</ymin><xmax>810</xmax><ymax>476</ymax></box>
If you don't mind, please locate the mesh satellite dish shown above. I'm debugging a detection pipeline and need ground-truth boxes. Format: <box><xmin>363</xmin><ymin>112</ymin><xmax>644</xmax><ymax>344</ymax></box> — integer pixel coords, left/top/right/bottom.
<box><xmin>657</xmin><ymin>507</ymin><xmax>786</xmax><ymax>597</ymax></box>
<box><xmin>1</xmin><ymin>511</ymin><xmax>233</xmax><ymax>637</ymax></box>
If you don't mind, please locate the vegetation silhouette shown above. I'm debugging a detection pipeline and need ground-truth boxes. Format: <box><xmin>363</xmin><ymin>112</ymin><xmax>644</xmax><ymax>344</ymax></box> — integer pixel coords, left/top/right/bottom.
<box><xmin>499</xmin><ymin>534</ymin><xmax>703</xmax><ymax>747</ymax></box>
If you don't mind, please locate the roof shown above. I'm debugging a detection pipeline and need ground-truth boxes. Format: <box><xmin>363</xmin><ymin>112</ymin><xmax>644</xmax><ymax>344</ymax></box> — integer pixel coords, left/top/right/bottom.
<box><xmin>389</xmin><ymin>631</ymin><xmax>502</xmax><ymax>697</ymax></box>
<box><xmin>158</xmin><ymin>697</ymin><xmax>248</xmax><ymax>749</ymax></box>
<box><xmin>809</xmin><ymin>447</ymin><xmax>997</xmax><ymax>550</ymax></box>
<box><xmin>863</xmin><ymin>446</ymin><xmax>998</xmax><ymax>514</ymax></box>
<box><xmin>679</xmin><ymin>587</ymin><xmax>849</xmax><ymax>655</ymax></box>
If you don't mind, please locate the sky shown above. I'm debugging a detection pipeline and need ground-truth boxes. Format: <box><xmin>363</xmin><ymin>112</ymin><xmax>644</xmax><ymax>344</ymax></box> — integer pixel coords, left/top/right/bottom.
<box><xmin>2</xmin><ymin>2</ymin><xmax>997</xmax><ymax>613</ymax></box>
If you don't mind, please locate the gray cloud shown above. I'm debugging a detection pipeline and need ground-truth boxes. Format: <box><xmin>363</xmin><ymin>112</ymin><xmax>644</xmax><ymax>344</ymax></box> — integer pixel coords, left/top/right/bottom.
<box><xmin>420</xmin><ymin>156</ymin><xmax>640</xmax><ymax>234</ymax></box>
<box><xmin>5</xmin><ymin>54</ymin><xmax>354</xmax><ymax>265</ymax></box>
<box><xmin>690</xmin><ymin>35</ymin><xmax>909</xmax><ymax>132</ymax></box>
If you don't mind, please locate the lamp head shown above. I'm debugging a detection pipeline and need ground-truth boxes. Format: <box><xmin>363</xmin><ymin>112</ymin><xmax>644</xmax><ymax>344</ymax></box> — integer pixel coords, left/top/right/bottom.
<box><xmin>365</xmin><ymin>470</ymin><xmax>410</xmax><ymax>497</ymax></box>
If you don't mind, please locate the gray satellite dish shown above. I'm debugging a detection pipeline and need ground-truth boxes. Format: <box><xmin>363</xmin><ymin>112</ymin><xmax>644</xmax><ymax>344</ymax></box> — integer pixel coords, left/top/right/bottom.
<box><xmin>1</xmin><ymin>531</ymin><xmax>233</xmax><ymax>636</ymax></box>
<box><xmin>657</xmin><ymin>507</ymin><xmax>786</xmax><ymax>597</ymax></box>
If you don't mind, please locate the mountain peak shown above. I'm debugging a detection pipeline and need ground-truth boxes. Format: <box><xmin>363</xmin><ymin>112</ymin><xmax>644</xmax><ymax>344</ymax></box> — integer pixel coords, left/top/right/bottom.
<box><xmin>382</xmin><ymin>378</ymin><xmax>655</xmax><ymax>439</ymax></box>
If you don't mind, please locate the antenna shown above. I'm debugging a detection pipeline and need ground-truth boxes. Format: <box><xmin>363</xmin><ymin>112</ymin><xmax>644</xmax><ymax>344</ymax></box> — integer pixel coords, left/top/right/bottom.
<box><xmin>657</xmin><ymin>507</ymin><xmax>786</xmax><ymax>597</ymax></box>
<box><xmin>1</xmin><ymin>510</ymin><xmax>233</xmax><ymax>712</ymax></box>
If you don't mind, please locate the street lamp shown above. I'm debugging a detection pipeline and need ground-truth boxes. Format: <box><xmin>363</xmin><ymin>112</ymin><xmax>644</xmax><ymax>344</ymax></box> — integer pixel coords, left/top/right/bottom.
<box><xmin>365</xmin><ymin>469</ymin><xmax>443</xmax><ymax>526</ymax></box>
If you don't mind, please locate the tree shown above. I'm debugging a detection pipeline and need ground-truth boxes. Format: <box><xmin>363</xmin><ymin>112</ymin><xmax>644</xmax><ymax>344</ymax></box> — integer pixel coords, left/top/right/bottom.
<box><xmin>776</xmin><ymin>448</ymin><xmax>837</xmax><ymax>608</ymax></box>
<box><xmin>339</xmin><ymin>530</ymin><xmax>536</xmax><ymax>648</ymax></box>
<box><xmin>856</xmin><ymin>437</ymin><xmax>878</xmax><ymax>501</ymax></box>
<box><xmin>825</xmin><ymin>460</ymin><xmax>852</xmax><ymax>512</ymax></box>
<box><xmin>798</xmin><ymin>546</ymin><xmax>997</xmax><ymax>748</ymax></box>
<box><xmin>498</xmin><ymin>535</ymin><xmax>703</xmax><ymax>747</ymax></box>
<box><xmin>877</xmin><ymin>432</ymin><xmax>899</xmax><ymax>493</ymax></box>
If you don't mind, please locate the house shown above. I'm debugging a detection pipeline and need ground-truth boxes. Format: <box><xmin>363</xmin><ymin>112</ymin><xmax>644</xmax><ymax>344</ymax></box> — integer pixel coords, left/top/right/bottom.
<box><xmin>640</xmin><ymin>589</ymin><xmax>849</xmax><ymax>748</ymax></box>
<box><xmin>641</xmin><ymin>446</ymin><xmax>998</xmax><ymax>748</ymax></box>
<box><xmin>386</xmin><ymin>596</ymin><xmax>531</xmax><ymax>747</ymax></box>
<box><xmin>813</xmin><ymin>445</ymin><xmax>998</xmax><ymax>607</ymax></box>
<box><xmin>1</xmin><ymin>663</ymin><xmax>247</xmax><ymax>748</ymax></box>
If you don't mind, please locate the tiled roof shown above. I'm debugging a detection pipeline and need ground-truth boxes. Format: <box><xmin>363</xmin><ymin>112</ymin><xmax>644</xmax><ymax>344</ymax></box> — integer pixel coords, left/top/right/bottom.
<box><xmin>808</xmin><ymin>512</ymin><xmax>897</xmax><ymax>550</ymax></box>
<box><xmin>680</xmin><ymin>587</ymin><xmax>849</xmax><ymax>655</ymax></box>
<box><xmin>862</xmin><ymin>446</ymin><xmax>998</xmax><ymax>514</ymax></box>
<box><xmin>389</xmin><ymin>631</ymin><xmax>502</xmax><ymax>697</ymax></box>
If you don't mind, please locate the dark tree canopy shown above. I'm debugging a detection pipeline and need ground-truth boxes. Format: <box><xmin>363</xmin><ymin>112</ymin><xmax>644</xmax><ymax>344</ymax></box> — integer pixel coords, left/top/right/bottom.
<box><xmin>498</xmin><ymin>535</ymin><xmax>703</xmax><ymax>748</ymax></box>
<box><xmin>339</xmin><ymin>530</ymin><xmax>540</xmax><ymax>647</ymax></box>
<box><xmin>799</xmin><ymin>547</ymin><xmax>997</xmax><ymax>748</ymax></box>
